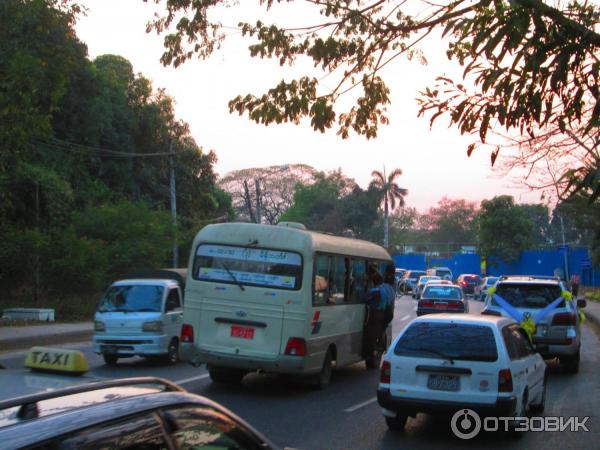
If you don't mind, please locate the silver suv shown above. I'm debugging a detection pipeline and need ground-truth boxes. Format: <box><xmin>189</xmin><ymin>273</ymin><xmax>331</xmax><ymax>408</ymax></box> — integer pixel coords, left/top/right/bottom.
<box><xmin>483</xmin><ymin>275</ymin><xmax>586</xmax><ymax>373</ymax></box>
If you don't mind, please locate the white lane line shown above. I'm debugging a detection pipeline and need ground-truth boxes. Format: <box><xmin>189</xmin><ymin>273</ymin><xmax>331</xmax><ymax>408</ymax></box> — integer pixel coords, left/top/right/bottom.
<box><xmin>344</xmin><ymin>397</ymin><xmax>378</xmax><ymax>413</ymax></box>
<box><xmin>400</xmin><ymin>314</ymin><xmax>411</xmax><ymax>321</ymax></box>
<box><xmin>175</xmin><ymin>373</ymin><xmax>210</xmax><ymax>385</ymax></box>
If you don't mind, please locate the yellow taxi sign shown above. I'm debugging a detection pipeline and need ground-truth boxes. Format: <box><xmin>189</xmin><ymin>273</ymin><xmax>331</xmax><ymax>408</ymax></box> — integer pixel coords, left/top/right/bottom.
<box><xmin>25</xmin><ymin>347</ymin><xmax>89</xmax><ymax>375</ymax></box>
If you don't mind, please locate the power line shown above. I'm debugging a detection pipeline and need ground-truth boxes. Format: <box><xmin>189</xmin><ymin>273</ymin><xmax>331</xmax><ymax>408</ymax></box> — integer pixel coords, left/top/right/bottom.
<box><xmin>34</xmin><ymin>137</ymin><xmax>189</xmax><ymax>158</ymax></box>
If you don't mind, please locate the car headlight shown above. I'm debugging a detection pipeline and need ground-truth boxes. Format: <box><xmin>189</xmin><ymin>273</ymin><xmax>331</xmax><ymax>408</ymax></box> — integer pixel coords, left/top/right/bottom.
<box><xmin>142</xmin><ymin>321</ymin><xmax>164</xmax><ymax>332</ymax></box>
<box><xmin>94</xmin><ymin>320</ymin><xmax>106</xmax><ymax>332</ymax></box>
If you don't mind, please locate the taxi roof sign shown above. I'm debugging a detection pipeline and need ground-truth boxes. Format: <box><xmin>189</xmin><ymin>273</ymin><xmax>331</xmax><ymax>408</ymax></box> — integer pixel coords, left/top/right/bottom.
<box><xmin>24</xmin><ymin>347</ymin><xmax>89</xmax><ymax>375</ymax></box>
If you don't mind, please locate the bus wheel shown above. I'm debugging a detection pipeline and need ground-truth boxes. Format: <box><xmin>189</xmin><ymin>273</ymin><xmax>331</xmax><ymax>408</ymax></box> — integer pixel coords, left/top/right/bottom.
<box><xmin>208</xmin><ymin>365</ymin><xmax>246</xmax><ymax>385</ymax></box>
<box><xmin>313</xmin><ymin>349</ymin><xmax>333</xmax><ymax>389</ymax></box>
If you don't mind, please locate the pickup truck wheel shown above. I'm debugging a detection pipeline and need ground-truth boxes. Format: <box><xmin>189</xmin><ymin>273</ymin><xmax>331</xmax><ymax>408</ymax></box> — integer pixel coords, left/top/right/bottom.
<box><xmin>164</xmin><ymin>339</ymin><xmax>179</xmax><ymax>365</ymax></box>
<box><xmin>385</xmin><ymin>414</ymin><xmax>407</xmax><ymax>431</ymax></box>
<box><xmin>103</xmin><ymin>354</ymin><xmax>119</xmax><ymax>365</ymax></box>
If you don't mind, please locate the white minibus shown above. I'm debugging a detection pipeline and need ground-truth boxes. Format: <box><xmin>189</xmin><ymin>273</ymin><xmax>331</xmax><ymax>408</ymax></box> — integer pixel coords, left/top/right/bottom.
<box><xmin>179</xmin><ymin>222</ymin><xmax>393</xmax><ymax>388</ymax></box>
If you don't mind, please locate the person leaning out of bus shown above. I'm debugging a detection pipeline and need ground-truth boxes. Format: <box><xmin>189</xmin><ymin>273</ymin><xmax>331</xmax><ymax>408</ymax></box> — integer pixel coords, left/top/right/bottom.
<box><xmin>363</xmin><ymin>271</ymin><xmax>394</xmax><ymax>358</ymax></box>
<box><xmin>382</xmin><ymin>265</ymin><xmax>397</xmax><ymax>327</ymax></box>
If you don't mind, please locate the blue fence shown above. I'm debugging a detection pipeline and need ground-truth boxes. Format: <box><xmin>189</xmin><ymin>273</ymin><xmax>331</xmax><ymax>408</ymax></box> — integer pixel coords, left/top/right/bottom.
<box><xmin>392</xmin><ymin>248</ymin><xmax>599</xmax><ymax>287</ymax></box>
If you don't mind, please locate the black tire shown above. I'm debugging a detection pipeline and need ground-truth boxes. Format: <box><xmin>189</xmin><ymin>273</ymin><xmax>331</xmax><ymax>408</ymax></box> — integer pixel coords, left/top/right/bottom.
<box><xmin>365</xmin><ymin>333</ymin><xmax>386</xmax><ymax>369</ymax></box>
<box><xmin>313</xmin><ymin>349</ymin><xmax>333</xmax><ymax>389</ymax></box>
<box><xmin>385</xmin><ymin>414</ymin><xmax>407</xmax><ymax>431</ymax></box>
<box><xmin>164</xmin><ymin>339</ymin><xmax>179</xmax><ymax>365</ymax></box>
<box><xmin>530</xmin><ymin>375</ymin><xmax>547</xmax><ymax>413</ymax></box>
<box><xmin>562</xmin><ymin>352</ymin><xmax>580</xmax><ymax>373</ymax></box>
<box><xmin>103</xmin><ymin>354</ymin><xmax>119</xmax><ymax>365</ymax></box>
<box><xmin>208</xmin><ymin>365</ymin><xmax>246</xmax><ymax>385</ymax></box>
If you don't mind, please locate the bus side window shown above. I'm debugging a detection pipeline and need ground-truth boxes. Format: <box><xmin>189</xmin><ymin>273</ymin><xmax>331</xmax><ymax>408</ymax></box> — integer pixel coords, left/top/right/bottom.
<box><xmin>314</xmin><ymin>254</ymin><xmax>330</xmax><ymax>306</ymax></box>
<box><xmin>329</xmin><ymin>256</ymin><xmax>345</xmax><ymax>304</ymax></box>
<box><xmin>350</xmin><ymin>259</ymin><xmax>367</xmax><ymax>302</ymax></box>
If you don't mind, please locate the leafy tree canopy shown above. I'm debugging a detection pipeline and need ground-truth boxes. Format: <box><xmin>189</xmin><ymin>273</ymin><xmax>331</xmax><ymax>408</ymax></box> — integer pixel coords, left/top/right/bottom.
<box><xmin>147</xmin><ymin>0</ymin><xmax>600</xmax><ymax>197</ymax></box>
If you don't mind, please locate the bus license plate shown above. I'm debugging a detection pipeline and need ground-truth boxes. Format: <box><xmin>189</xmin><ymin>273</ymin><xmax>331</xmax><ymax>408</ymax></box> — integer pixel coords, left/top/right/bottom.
<box><xmin>231</xmin><ymin>326</ymin><xmax>254</xmax><ymax>339</ymax></box>
<box><xmin>428</xmin><ymin>374</ymin><xmax>459</xmax><ymax>391</ymax></box>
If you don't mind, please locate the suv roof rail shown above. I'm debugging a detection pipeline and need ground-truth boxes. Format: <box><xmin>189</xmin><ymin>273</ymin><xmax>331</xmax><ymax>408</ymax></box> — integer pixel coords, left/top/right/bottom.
<box><xmin>0</xmin><ymin>377</ymin><xmax>184</xmax><ymax>420</ymax></box>
<box><xmin>498</xmin><ymin>275</ymin><xmax>561</xmax><ymax>281</ymax></box>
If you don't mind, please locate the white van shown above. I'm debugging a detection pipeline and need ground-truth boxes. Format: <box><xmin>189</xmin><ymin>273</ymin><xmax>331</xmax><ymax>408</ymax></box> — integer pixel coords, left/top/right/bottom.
<box><xmin>179</xmin><ymin>222</ymin><xmax>393</xmax><ymax>388</ymax></box>
<box><xmin>92</xmin><ymin>269</ymin><xmax>186</xmax><ymax>365</ymax></box>
<box><xmin>426</xmin><ymin>266</ymin><xmax>453</xmax><ymax>281</ymax></box>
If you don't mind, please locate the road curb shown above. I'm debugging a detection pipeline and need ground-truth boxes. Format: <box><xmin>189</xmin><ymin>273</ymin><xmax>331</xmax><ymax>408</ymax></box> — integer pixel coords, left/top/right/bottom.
<box><xmin>0</xmin><ymin>330</ymin><xmax>93</xmax><ymax>353</ymax></box>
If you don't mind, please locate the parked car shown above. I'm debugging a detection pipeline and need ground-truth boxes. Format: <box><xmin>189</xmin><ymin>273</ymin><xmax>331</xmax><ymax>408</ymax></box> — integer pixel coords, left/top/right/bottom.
<box><xmin>413</xmin><ymin>275</ymin><xmax>441</xmax><ymax>299</ymax></box>
<box><xmin>417</xmin><ymin>284</ymin><xmax>469</xmax><ymax>315</ymax></box>
<box><xmin>483</xmin><ymin>275</ymin><xmax>586</xmax><ymax>373</ymax></box>
<box><xmin>398</xmin><ymin>270</ymin><xmax>426</xmax><ymax>294</ymax></box>
<box><xmin>92</xmin><ymin>269</ymin><xmax>186</xmax><ymax>366</ymax></box>
<box><xmin>426</xmin><ymin>266</ymin><xmax>453</xmax><ymax>281</ymax></box>
<box><xmin>0</xmin><ymin>376</ymin><xmax>279</xmax><ymax>450</ymax></box>
<box><xmin>456</xmin><ymin>274</ymin><xmax>481</xmax><ymax>296</ymax></box>
<box><xmin>475</xmin><ymin>276</ymin><xmax>499</xmax><ymax>300</ymax></box>
<box><xmin>377</xmin><ymin>314</ymin><xmax>547</xmax><ymax>432</ymax></box>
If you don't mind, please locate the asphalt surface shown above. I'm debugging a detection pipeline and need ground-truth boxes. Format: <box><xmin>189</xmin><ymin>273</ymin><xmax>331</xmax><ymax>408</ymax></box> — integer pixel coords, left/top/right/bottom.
<box><xmin>1</xmin><ymin>295</ymin><xmax>599</xmax><ymax>450</ymax></box>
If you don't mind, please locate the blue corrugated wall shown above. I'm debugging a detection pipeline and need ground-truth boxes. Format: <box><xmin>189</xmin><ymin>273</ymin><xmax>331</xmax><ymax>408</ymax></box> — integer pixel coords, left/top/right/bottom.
<box><xmin>391</xmin><ymin>249</ymin><xmax>599</xmax><ymax>286</ymax></box>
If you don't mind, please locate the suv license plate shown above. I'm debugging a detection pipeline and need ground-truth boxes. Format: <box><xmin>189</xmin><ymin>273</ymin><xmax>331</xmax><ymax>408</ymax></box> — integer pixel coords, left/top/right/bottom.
<box><xmin>427</xmin><ymin>374</ymin><xmax>459</xmax><ymax>391</ymax></box>
<box><xmin>231</xmin><ymin>326</ymin><xmax>254</xmax><ymax>339</ymax></box>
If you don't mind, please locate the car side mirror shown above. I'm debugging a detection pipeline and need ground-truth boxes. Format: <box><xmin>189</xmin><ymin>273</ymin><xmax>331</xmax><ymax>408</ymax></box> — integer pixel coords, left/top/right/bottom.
<box><xmin>577</xmin><ymin>299</ymin><xmax>586</xmax><ymax>309</ymax></box>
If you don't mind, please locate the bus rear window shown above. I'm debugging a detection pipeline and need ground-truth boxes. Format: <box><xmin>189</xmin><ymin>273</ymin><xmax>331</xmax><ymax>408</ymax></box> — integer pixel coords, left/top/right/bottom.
<box><xmin>193</xmin><ymin>244</ymin><xmax>303</xmax><ymax>290</ymax></box>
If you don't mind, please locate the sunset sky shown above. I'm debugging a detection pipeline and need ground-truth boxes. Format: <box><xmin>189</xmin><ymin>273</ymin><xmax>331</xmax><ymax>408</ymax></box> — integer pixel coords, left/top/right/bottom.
<box><xmin>74</xmin><ymin>0</ymin><xmax>543</xmax><ymax>211</ymax></box>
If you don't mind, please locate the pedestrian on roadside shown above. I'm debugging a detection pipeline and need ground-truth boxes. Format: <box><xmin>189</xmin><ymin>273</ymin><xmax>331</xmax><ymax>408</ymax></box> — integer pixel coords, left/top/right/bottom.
<box><xmin>363</xmin><ymin>270</ymin><xmax>395</xmax><ymax>360</ymax></box>
<box><xmin>570</xmin><ymin>273</ymin><xmax>580</xmax><ymax>298</ymax></box>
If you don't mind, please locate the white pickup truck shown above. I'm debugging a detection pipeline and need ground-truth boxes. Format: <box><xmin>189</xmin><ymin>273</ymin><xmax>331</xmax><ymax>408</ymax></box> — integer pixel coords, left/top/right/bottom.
<box><xmin>92</xmin><ymin>269</ymin><xmax>186</xmax><ymax>365</ymax></box>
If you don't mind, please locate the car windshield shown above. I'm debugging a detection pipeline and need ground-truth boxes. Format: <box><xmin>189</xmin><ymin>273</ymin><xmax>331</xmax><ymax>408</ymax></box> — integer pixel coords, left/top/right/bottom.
<box><xmin>98</xmin><ymin>285</ymin><xmax>164</xmax><ymax>312</ymax></box>
<box><xmin>494</xmin><ymin>283</ymin><xmax>564</xmax><ymax>308</ymax></box>
<box><xmin>464</xmin><ymin>275</ymin><xmax>480</xmax><ymax>283</ymax></box>
<box><xmin>485</xmin><ymin>277</ymin><xmax>499</xmax><ymax>286</ymax></box>
<box><xmin>193</xmin><ymin>244</ymin><xmax>303</xmax><ymax>290</ymax></box>
<box><xmin>394</xmin><ymin>322</ymin><xmax>498</xmax><ymax>362</ymax></box>
<box><xmin>419</xmin><ymin>276</ymin><xmax>440</xmax><ymax>284</ymax></box>
<box><xmin>408</xmin><ymin>271</ymin><xmax>426</xmax><ymax>280</ymax></box>
<box><xmin>422</xmin><ymin>286</ymin><xmax>462</xmax><ymax>299</ymax></box>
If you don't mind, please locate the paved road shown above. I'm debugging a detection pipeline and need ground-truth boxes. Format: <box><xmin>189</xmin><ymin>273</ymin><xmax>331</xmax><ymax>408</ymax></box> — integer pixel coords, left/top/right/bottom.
<box><xmin>2</xmin><ymin>295</ymin><xmax>599</xmax><ymax>449</ymax></box>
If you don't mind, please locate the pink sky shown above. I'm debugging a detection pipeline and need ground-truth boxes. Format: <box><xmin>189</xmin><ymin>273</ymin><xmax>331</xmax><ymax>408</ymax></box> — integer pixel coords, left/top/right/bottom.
<box><xmin>75</xmin><ymin>1</ymin><xmax>544</xmax><ymax>211</ymax></box>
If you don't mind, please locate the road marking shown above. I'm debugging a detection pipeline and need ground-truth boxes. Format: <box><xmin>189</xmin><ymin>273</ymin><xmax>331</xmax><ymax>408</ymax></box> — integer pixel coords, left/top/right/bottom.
<box><xmin>175</xmin><ymin>373</ymin><xmax>210</xmax><ymax>385</ymax></box>
<box><xmin>344</xmin><ymin>397</ymin><xmax>378</xmax><ymax>412</ymax></box>
<box><xmin>400</xmin><ymin>314</ymin><xmax>411</xmax><ymax>321</ymax></box>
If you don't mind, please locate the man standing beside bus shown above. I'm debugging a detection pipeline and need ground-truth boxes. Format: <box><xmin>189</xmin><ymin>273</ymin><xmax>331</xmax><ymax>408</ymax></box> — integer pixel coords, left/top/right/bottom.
<box><xmin>363</xmin><ymin>271</ymin><xmax>395</xmax><ymax>364</ymax></box>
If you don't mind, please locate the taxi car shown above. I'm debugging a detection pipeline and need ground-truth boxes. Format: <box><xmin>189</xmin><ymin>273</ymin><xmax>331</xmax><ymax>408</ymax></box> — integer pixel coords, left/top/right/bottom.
<box><xmin>412</xmin><ymin>275</ymin><xmax>441</xmax><ymax>299</ymax></box>
<box><xmin>0</xmin><ymin>348</ymin><xmax>280</xmax><ymax>450</ymax></box>
<box><xmin>378</xmin><ymin>314</ymin><xmax>547</xmax><ymax>432</ymax></box>
<box><xmin>482</xmin><ymin>275</ymin><xmax>586</xmax><ymax>373</ymax></box>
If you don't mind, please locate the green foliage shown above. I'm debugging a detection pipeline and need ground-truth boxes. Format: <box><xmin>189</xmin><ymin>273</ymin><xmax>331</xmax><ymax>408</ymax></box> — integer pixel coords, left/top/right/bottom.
<box><xmin>419</xmin><ymin>198</ymin><xmax>479</xmax><ymax>245</ymax></box>
<box><xmin>478</xmin><ymin>195</ymin><xmax>536</xmax><ymax>263</ymax></box>
<box><xmin>0</xmin><ymin>0</ymin><xmax>232</xmax><ymax>311</ymax></box>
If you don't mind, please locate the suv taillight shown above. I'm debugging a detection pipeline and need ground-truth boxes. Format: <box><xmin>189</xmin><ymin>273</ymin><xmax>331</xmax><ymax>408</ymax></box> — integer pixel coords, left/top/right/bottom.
<box><xmin>180</xmin><ymin>324</ymin><xmax>194</xmax><ymax>343</ymax></box>
<box><xmin>380</xmin><ymin>360</ymin><xmax>391</xmax><ymax>384</ymax></box>
<box><xmin>498</xmin><ymin>369</ymin><xmax>513</xmax><ymax>392</ymax></box>
<box><xmin>552</xmin><ymin>312</ymin><xmax>577</xmax><ymax>326</ymax></box>
<box><xmin>284</xmin><ymin>337</ymin><xmax>306</xmax><ymax>356</ymax></box>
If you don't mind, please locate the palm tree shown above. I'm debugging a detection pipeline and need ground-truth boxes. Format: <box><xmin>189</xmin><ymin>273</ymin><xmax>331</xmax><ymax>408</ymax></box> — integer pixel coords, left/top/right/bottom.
<box><xmin>370</xmin><ymin>167</ymin><xmax>408</xmax><ymax>249</ymax></box>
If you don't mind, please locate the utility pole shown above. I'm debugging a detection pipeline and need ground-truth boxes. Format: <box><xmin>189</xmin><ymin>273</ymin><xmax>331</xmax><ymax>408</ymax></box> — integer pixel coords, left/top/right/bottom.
<box><xmin>560</xmin><ymin>215</ymin><xmax>569</xmax><ymax>280</ymax></box>
<box><xmin>169</xmin><ymin>140</ymin><xmax>178</xmax><ymax>267</ymax></box>
<box><xmin>255</xmin><ymin>178</ymin><xmax>262</xmax><ymax>224</ymax></box>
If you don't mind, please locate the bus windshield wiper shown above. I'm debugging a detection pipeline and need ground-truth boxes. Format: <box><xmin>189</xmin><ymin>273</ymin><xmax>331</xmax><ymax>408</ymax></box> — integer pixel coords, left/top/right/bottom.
<box><xmin>220</xmin><ymin>262</ymin><xmax>245</xmax><ymax>291</ymax></box>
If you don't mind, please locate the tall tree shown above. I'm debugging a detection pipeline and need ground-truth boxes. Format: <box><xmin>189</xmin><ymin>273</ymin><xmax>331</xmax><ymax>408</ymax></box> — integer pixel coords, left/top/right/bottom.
<box><xmin>369</xmin><ymin>168</ymin><xmax>408</xmax><ymax>249</ymax></box>
<box><xmin>419</xmin><ymin>198</ymin><xmax>479</xmax><ymax>249</ymax></box>
<box><xmin>478</xmin><ymin>195</ymin><xmax>536</xmax><ymax>264</ymax></box>
<box><xmin>147</xmin><ymin>0</ymin><xmax>600</xmax><ymax>196</ymax></box>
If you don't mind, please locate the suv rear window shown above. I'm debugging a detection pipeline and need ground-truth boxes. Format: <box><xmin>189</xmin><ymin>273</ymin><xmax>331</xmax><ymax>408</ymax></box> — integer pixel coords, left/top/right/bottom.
<box><xmin>407</xmin><ymin>271</ymin><xmax>425</xmax><ymax>280</ymax></box>
<box><xmin>464</xmin><ymin>275</ymin><xmax>480</xmax><ymax>283</ymax></box>
<box><xmin>394</xmin><ymin>322</ymin><xmax>498</xmax><ymax>362</ymax></box>
<box><xmin>494</xmin><ymin>283</ymin><xmax>563</xmax><ymax>308</ymax></box>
